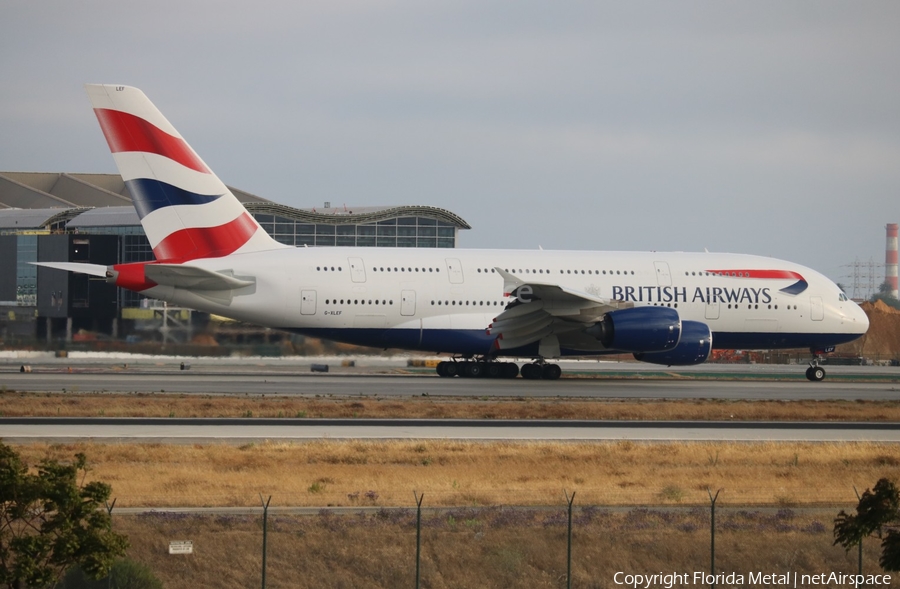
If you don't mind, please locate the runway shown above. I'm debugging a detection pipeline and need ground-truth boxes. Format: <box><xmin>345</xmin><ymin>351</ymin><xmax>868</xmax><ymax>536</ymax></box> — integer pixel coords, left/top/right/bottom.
<box><xmin>2</xmin><ymin>417</ymin><xmax>899</xmax><ymax>443</ymax></box>
<box><xmin>3</xmin><ymin>370</ymin><xmax>900</xmax><ymax>400</ymax></box>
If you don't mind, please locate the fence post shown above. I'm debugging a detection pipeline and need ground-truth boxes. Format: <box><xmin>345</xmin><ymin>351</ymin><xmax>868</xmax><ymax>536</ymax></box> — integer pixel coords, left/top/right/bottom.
<box><xmin>260</xmin><ymin>494</ymin><xmax>272</xmax><ymax>589</ymax></box>
<box><xmin>707</xmin><ymin>488</ymin><xmax>721</xmax><ymax>589</ymax></box>
<box><xmin>105</xmin><ymin>499</ymin><xmax>116</xmax><ymax>589</ymax></box>
<box><xmin>853</xmin><ymin>487</ymin><xmax>863</xmax><ymax>576</ymax></box>
<box><xmin>414</xmin><ymin>491</ymin><xmax>424</xmax><ymax>589</ymax></box>
<box><xmin>565</xmin><ymin>490</ymin><xmax>576</xmax><ymax>589</ymax></box>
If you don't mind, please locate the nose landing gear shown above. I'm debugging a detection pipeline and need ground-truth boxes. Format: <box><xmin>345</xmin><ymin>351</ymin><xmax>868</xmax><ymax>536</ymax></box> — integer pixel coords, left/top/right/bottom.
<box><xmin>805</xmin><ymin>347</ymin><xmax>834</xmax><ymax>382</ymax></box>
<box><xmin>805</xmin><ymin>364</ymin><xmax>826</xmax><ymax>382</ymax></box>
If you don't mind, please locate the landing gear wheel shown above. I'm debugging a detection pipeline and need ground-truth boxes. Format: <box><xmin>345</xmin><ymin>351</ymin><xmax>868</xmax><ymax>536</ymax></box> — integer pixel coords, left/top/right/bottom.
<box><xmin>486</xmin><ymin>363</ymin><xmax>503</xmax><ymax>378</ymax></box>
<box><xmin>806</xmin><ymin>366</ymin><xmax>825</xmax><ymax>382</ymax></box>
<box><xmin>521</xmin><ymin>363</ymin><xmax>542</xmax><ymax>380</ymax></box>
<box><xmin>436</xmin><ymin>362</ymin><xmax>448</xmax><ymax>377</ymax></box>
<box><xmin>465</xmin><ymin>362</ymin><xmax>484</xmax><ymax>378</ymax></box>
<box><xmin>502</xmin><ymin>363</ymin><xmax>520</xmax><ymax>379</ymax></box>
<box><xmin>444</xmin><ymin>362</ymin><xmax>459</xmax><ymax>377</ymax></box>
<box><xmin>541</xmin><ymin>364</ymin><xmax>562</xmax><ymax>380</ymax></box>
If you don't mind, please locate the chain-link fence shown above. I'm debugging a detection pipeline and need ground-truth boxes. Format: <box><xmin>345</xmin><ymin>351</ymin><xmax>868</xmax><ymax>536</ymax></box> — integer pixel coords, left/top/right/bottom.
<box><xmin>108</xmin><ymin>495</ymin><xmax>895</xmax><ymax>589</ymax></box>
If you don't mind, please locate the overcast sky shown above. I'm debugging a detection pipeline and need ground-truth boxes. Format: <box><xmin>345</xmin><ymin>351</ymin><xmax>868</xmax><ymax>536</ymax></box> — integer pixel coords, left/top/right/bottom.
<box><xmin>2</xmin><ymin>1</ymin><xmax>899</xmax><ymax>290</ymax></box>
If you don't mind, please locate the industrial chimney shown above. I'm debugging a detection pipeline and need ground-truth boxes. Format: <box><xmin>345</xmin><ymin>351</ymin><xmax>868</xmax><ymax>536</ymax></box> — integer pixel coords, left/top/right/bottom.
<box><xmin>886</xmin><ymin>223</ymin><xmax>899</xmax><ymax>299</ymax></box>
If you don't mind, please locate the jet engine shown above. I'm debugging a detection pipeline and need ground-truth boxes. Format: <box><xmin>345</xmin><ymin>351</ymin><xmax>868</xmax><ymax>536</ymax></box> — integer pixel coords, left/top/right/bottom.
<box><xmin>634</xmin><ymin>320</ymin><xmax>713</xmax><ymax>366</ymax></box>
<box><xmin>584</xmin><ymin>307</ymin><xmax>681</xmax><ymax>353</ymax></box>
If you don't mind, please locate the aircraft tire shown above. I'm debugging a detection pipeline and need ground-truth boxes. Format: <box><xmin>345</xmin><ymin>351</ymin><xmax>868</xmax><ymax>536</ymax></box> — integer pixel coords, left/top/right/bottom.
<box><xmin>465</xmin><ymin>362</ymin><xmax>484</xmax><ymax>378</ymax></box>
<box><xmin>521</xmin><ymin>363</ymin><xmax>541</xmax><ymax>380</ymax></box>
<box><xmin>436</xmin><ymin>362</ymin><xmax>448</xmax><ymax>377</ymax></box>
<box><xmin>541</xmin><ymin>364</ymin><xmax>562</xmax><ymax>380</ymax></box>
<box><xmin>444</xmin><ymin>362</ymin><xmax>459</xmax><ymax>377</ymax></box>
<box><xmin>503</xmin><ymin>363</ymin><xmax>520</xmax><ymax>379</ymax></box>
<box><xmin>806</xmin><ymin>366</ymin><xmax>825</xmax><ymax>382</ymax></box>
<box><xmin>486</xmin><ymin>363</ymin><xmax>503</xmax><ymax>378</ymax></box>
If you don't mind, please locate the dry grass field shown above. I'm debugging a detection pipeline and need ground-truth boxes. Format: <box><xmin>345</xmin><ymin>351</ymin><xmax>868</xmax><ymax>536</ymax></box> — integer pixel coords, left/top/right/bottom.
<box><xmin>8</xmin><ymin>440</ymin><xmax>897</xmax><ymax>508</ymax></box>
<box><xmin>5</xmin><ymin>388</ymin><xmax>898</xmax><ymax>584</ymax></box>
<box><xmin>5</xmin><ymin>392</ymin><xmax>899</xmax><ymax>585</ymax></box>
<box><xmin>114</xmin><ymin>507</ymin><xmax>899</xmax><ymax>589</ymax></box>
<box><xmin>3</xmin><ymin>392</ymin><xmax>900</xmax><ymax>421</ymax></box>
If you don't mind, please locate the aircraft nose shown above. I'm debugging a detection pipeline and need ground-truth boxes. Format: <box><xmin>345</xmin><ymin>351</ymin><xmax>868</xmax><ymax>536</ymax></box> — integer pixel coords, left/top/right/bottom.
<box><xmin>847</xmin><ymin>301</ymin><xmax>870</xmax><ymax>334</ymax></box>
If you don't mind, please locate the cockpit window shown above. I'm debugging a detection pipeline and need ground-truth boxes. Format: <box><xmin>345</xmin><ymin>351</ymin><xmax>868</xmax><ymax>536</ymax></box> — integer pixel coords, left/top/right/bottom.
<box><xmin>838</xmin><ymin>293</ymin><xmax>848</xmax><ymax>302</ymax></box>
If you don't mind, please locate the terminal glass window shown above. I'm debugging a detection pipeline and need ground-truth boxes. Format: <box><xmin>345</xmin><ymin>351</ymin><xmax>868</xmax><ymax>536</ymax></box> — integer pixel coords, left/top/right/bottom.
<box><xmin>249</xmin><ymin>214</ymin><xmax>459</xmax><ymax>248</ymax></box>
<box><xmin>121</xmin><ymin>234</ymin><xmax>154</xmax><ymax>308</ymax></box>
<box><xmin>16</xmin><ymin>235</ymin><xmax>37</xmax><ymax>306</ymax></box>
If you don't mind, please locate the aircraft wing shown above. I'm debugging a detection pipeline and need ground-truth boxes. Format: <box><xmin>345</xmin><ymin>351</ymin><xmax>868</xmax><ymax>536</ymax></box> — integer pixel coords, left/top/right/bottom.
<box><xmin>489</xmin><ymin>268</ymin><xmax>631</xmax><ymax>351</ymax></box>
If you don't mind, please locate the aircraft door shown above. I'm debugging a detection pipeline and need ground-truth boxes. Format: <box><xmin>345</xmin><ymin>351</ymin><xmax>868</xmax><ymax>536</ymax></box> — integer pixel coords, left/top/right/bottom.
<box><xmin>445</xmin><ymin>258</ymin><xmax>464</xmax><ymax>284</ymax></box>
<box><xmin>401</xmin><ymin>290</ymin><xmax>416</xmax><ymax>316</ymax></box>
<box><xmin>348</xmin><ymin>257</ymin><xmax>366</xmax><ymax>283</ymax></box>
<box><xmin>300</xmin><ymin>290</ymin><xmax>317</xmax><ymax>315</ymax></box>
<box><xmin>810</xmin><ymin>296</ymin><xmax>824</xmax><ymax>321</ymax></box>
<box><xmin>705</xmin><ymin>300</ymin><xmax>720</xmax><ymax>320</ymax></box>
<box><xmin>654</xmin><ymin>261</ymin><xmax>672</xmax><ymax>286</ymax></box>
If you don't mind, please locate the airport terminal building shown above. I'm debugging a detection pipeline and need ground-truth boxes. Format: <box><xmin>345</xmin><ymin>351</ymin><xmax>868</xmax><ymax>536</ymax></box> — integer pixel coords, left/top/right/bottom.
<box><xmin>0</xmin><ymin>172</ymin><xmax>470</xmax><ymax>343</ymax></box>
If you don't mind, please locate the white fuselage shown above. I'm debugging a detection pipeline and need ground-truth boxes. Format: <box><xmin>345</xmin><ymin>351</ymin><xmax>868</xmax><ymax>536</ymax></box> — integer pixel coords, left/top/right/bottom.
<box><xmin>135</xmin><ymin>247</ymin><xmax>868</xmax><ymax>357</ymax></box>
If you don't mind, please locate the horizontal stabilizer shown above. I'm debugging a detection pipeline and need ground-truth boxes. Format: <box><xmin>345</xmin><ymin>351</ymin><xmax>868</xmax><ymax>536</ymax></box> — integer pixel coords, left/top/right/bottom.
<box><xmin>33</xmin><ymin>262</ymin><xmax>108</xmax><ymax>277</ymax></box>
<box><xmin>144</xmin><ymin>264</ymin><xmax>255</xmax><ymax>291</ymax></box>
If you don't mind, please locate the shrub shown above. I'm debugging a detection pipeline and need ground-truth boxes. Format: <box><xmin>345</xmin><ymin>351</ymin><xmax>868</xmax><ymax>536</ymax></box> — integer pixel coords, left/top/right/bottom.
<box><xmin>57</xmin><ymin>559</ymin><xmax>162</xmax><ymax>589</ymax></box>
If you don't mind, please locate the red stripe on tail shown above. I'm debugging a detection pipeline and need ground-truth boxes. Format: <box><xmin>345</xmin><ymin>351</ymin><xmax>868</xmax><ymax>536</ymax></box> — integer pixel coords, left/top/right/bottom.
<box><xmin>93</xmin><ymin>108</ymin><xmax>210</xmax><ymax>174</ymax></box>
<box><xmin>152</xmin><ymin>213</ymin><xmax>258</xmax><ymax>262</ymax></box>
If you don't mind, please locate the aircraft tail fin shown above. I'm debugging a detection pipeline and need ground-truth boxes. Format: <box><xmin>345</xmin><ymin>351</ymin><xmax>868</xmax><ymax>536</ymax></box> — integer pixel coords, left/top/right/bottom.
<box><xmin>84</xmin><ymin>84</ymin><xmax>286</xmax><ymax>263</ymax></box>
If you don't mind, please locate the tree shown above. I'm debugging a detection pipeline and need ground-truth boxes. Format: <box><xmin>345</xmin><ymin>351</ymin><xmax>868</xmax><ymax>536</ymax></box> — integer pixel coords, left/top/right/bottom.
<box><xmin>834</xmin><ymin>478</ymin><xmax>900</xmax><ymax>570</ymax></box>
<box><xmin>871</xmin><ymin>282</ymin><xmax>900</xmax><ymax>310</ymax></box>
<box><xmin>0</xmin><ymin>443</ymin><xmax>128</xmax><ymax>589</ymax></box>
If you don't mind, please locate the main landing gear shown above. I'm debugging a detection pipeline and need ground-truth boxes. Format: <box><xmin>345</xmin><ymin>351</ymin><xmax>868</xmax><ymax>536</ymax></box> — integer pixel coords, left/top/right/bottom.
<box><xmin>435</xmin><ymin>359</ymin><xmax>562</xmax><ymax>380</ymax></box>
<box><xmin>436</xmin><ymin>360</ymin><xmax>518</xmax><ymax>379</ymax></box>
<box><xmin>520</xmin><ymin>362</ymin><xmax>561</xmax><ymax>380</ymax></box>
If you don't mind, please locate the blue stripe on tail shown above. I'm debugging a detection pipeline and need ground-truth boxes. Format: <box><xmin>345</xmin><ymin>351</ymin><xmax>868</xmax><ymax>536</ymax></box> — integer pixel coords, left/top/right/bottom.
<box><xmin>125</xmin><ymin>178</ymin><xmax>224</xmax><ymax>219</ymax></box>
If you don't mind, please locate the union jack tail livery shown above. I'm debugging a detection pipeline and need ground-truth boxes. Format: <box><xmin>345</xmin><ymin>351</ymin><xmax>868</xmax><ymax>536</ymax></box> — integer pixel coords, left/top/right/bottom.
<box><xmin>35</xmin><ymin>84</ymin><xmax>868</xmax><ymax>383</ymax></box>
<box><xmin>84</xmin><ymin>84</ymin><xmax>285</xmax><ymax>262</ymax></box>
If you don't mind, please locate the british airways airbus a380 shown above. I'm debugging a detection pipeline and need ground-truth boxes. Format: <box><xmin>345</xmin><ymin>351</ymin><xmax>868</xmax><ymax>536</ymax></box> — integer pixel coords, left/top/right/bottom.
<box><xmin>40</xmin><ymin>85</ymin><xmax>869</xmax><ymax>381</ymax></box>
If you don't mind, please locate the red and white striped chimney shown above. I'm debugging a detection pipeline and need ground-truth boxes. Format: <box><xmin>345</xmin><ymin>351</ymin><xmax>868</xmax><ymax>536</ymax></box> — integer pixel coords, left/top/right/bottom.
<box><xmin>886</xmin><ymin>223</ymin><xmax>899</xmax><ymax>299</ymax></box>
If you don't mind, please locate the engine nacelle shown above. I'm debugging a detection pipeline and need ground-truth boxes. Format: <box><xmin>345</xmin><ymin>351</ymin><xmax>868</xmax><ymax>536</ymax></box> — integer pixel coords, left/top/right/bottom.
<box><xmin>585</xmin><ymin>307</ymin><xmax>681</xmax><ymax>353</ymax></box>
<box><xmin>634</xmin><ymin>320</ymin><xmax>713</xmax><ymax>366</ymax></box>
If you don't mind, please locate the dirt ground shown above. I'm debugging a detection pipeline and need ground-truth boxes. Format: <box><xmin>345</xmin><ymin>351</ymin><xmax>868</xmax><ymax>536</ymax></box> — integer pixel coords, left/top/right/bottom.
<box><xmin>840</xmin><ymin>300</ymin><xmax>900</xmax><ymax>360</ymax></box>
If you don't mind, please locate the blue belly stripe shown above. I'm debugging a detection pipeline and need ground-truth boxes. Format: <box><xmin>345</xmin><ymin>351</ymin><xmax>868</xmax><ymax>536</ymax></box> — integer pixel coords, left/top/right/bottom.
<box><xmin>280</xmin><ymin>328</ymin><xmax>860</xmax><ymax>357</ymax></box>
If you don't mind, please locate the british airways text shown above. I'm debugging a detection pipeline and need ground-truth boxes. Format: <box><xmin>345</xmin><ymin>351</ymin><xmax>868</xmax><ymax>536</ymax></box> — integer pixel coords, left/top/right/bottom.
<box><xmin>611</xmin><ymin>286</ymin><xmax>772</xmax><ymax>304</ymax></box>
